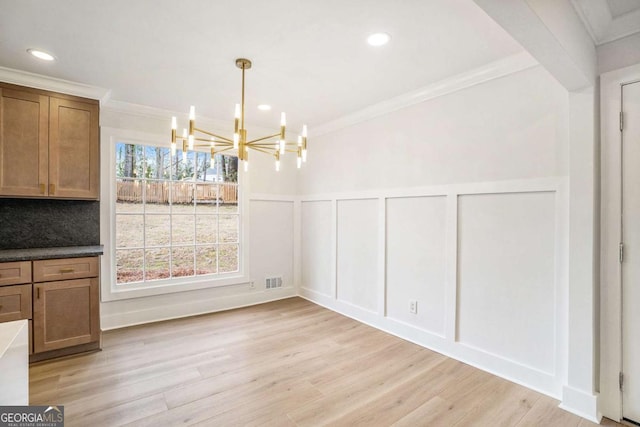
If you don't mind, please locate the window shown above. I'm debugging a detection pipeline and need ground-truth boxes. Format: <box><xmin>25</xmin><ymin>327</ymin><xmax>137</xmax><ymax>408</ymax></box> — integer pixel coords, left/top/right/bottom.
<box><xmin>114</xmin><ymin>142</ymin><xmax>240</xmax><ymax>285</ymax></box>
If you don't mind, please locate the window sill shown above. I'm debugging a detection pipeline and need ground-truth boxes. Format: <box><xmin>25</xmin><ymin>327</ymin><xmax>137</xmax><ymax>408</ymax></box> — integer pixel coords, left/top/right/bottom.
<box><xmin>101</xmin><ymin>273</ymin><xmax>250</xmax><ymax>302</ymax></box>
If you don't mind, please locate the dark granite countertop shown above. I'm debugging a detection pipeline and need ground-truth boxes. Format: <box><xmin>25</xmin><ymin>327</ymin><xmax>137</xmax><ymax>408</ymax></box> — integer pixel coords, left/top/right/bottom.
<box><xmin>0</xmin><ymin>246</ymin><xmax>104</xmax><ymax>262</ymax></box>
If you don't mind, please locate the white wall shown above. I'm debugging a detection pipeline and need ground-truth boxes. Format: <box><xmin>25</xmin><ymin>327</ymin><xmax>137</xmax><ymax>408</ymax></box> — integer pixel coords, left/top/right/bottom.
<box><xmin>299</xmin><ymin>65</ymin><xmax>571</xmax><ymax>400</ymax></box>
<box><xmin>99</xmin><ymin>107</ymin><xmax>298</xmax><ymax>329</ymax></box>
<box><xmin>299</xmin><ymin>66</ymin><xmax>567</xmax><ymax>194</ymax></box>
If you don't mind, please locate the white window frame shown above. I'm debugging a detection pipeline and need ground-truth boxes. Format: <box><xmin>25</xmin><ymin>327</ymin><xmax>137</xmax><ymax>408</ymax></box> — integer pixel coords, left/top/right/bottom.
<box><xmin>100</xmin><ymin>126</ymin><xmax>250</xmax><ymax>302</ymax></box>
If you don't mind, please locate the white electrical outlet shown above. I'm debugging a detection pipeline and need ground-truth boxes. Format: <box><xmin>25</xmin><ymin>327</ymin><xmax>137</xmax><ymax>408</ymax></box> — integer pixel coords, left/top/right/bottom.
<box><xmin>409</xmin><ymin>300</ymin><xmax>418</xmax><ymax>314</ymax></box>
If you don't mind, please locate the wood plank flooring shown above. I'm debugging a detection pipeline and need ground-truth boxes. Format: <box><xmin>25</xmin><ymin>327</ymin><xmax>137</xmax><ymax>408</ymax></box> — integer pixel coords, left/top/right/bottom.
<box><xmin>29</xmin><ymin>297</ymin><xmax>620</xmax><ymax>426</ymax></box>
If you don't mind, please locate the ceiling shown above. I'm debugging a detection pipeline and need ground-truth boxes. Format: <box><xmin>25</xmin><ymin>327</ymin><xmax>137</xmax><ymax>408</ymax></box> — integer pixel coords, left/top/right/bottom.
<box><xmin>608</xmin><ymin>0</ymin><xmax>640</xmax><ymax>18</ymax></box>
<box><xmin>0</xmin><ymin>0</ymin><xmax>527</xmax><ymax>131</ymax></box>
<box><xmin>572</xmin><ymin>0</ymin><xmax>640</xmax><ymax>45</ymax></box>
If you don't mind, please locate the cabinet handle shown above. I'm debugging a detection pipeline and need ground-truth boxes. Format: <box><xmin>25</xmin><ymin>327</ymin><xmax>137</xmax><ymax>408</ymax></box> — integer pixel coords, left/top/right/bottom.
<box><xmin>49</xmin><ymin>183</ymin><xmax>56</xmax><ymax>194</ymax></box>
<box><xmin>59</xmin><ymin>268</ymin><xmax>75</xmax><ymax>273</ymax></box>
<box><xmin>40</xmin><ymin>183</ymin><xmax>45</xmax><ymax>194</ymax></box>
<box><xmin>37</xmin><ymin>287</ymin><xmax>40</xmax><ymax>299</ymax></box>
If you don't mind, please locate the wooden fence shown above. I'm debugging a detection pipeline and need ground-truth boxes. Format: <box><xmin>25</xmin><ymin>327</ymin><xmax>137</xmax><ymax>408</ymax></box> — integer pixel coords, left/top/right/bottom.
<box><xmin>116</xmin><ymin>180</ymin><xmax>238</xmax><ymax>204</ymax></box>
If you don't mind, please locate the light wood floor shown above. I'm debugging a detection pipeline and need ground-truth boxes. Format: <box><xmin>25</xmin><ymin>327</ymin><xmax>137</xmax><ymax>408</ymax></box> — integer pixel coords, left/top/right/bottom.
<box><xmin>30</xmin><ymin>297</ymin><xmax>620</xmax><ymax>426</ymax></box>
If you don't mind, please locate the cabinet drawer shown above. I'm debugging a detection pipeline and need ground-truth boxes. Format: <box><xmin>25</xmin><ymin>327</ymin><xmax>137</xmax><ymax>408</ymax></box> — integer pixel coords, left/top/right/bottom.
<box><xmin>0</xmin><ymin>284</ymin><xmax>32</xmax><ymax>322</ymax></box>
<box><xmin>0</xmin><ymin>261</ymin><xmax>31</xmax><ymax>286</ymax></box>
<box><xmin>33</xmin><ymin>257</ymin><xmax>98</xmax><ymax>282</ymax></box>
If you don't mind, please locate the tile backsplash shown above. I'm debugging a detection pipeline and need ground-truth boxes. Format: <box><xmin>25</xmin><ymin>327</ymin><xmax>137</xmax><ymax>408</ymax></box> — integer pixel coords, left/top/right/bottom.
<box><xmin>0</xmin><ymin>199</ymin><xmax>100</xmax><ymax>249</ymax></box>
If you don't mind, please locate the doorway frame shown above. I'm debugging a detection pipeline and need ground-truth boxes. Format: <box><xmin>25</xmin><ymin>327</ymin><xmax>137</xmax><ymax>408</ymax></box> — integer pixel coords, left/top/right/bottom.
<box><xmin>600</xmin><ymin>63</ymin><xmax>640</xmax><ymax>422</ymax></box>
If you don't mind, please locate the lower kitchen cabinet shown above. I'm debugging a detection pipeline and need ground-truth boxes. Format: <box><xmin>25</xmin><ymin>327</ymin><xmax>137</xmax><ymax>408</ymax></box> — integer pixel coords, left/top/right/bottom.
<box><xmin>0</xmin><ymin>284</ymin><xmax>31</xmax><ymax>323</ymax></box>
<box><xmin>0</xmin><ymin>255</ymin><xmax>101</xmax><ymax>361</ymax></box>
<box><xmin>33</xmin><ymin>277</ymin><xmax>99</xmax><ymax>353</ymax></box>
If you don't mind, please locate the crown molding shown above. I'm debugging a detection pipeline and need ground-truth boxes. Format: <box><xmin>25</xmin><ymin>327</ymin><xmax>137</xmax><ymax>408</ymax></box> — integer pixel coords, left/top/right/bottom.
<box><xmin>310</xmin><ymin>51</ymin><xmax>538</xmax><ymax>137</ymax></box>
<box><xmin>102</xmin><ymin>99</ymin><xmax>180</xmax><ymax>121</ymax></box>
<box><xmin>0</xmin><ymin>66</ymin><xmax>111</xmax><ymax>103</ymax></box>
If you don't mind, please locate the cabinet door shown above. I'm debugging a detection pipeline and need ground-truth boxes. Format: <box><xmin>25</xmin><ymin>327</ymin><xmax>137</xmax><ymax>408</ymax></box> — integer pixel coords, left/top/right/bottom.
<box><xmin>49</xmin><ymin>97</ymin><xmax>99</xmax><ymax>199</ymax></box>
<box><xmin>33</xmin><ymin>278</ymin><xmax>99</xmax><ymax>353</ymax></box>
<box><xmin>0</xmin><ymin>87</ymin><xmax>49</xmax><ymax>197</ymax></box>
<box><xmin>0</xmin><ymin>284</ymin><xmax>32</xmax><ymax>323</ymax></box>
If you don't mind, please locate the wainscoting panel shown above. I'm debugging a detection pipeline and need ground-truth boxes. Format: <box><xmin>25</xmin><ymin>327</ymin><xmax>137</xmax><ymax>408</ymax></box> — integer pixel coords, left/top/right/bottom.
<box><xmin>300</xmin><ymin>200</ymin><xmax>333</xmax><ymax>297</ymax></box>
<box><xmin>299</xmin><ymin>177</ymin><xmax>566</xmax><ymax>399</ymax></box>
<box><xmin>457</xmin><ymin>191</ymin><xmax>556</xmax><ymax>374</ymax></box>
<box><xmin>336</xmin><ymin>199</ymin><xmax>379</xmax><ymax>312</ymax></box>
<box><xmin>386</xmin><ymin>196</ymin><xmax>447</xmax><ymax>336</ymax></box>
<box><xmin>249</xmin><ymin>200</ymin><xmax>294</xmax><ymax>290</ymax></box>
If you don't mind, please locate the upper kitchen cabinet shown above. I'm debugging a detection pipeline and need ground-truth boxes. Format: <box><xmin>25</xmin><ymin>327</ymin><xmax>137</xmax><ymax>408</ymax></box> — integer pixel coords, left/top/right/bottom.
<box><xmin>0</xmin><ymin>83</ymin><xmax>99</xmax><ymax>200</ymax></box>
<box><xmin>48</xmin><ymin>97</ymin><xmax>99</xmax><ymax>199</ymax></box>
<box><xmin>0</xmin><ymin>87</ymin><xmax>49</xmax><ymax>197</ymax></box>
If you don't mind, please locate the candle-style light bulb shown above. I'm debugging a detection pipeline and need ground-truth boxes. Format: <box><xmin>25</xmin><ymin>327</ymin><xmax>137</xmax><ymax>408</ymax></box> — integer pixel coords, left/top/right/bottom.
<box><xmin>233</xmin><ymin>133</ymin><xmax>239</xmax><ymax>149</ymax></box>
<box><xmin>189</xmin><ymin>106</ymin><xmax>195</xmax><ymax>120</ymax></box>
<box><xmin>297</xmin><ymin>135</ymin><xmax>302</xmax><ymax>147</ymax></box>
<box><xmin>171</xmin><ymin>116</ymin><xmax>177</xmax><ymax>130</ymax></box>
<box><xmin>280</xmin><ymin>112</ymin><xmax>286</xmax><ymax>126</ymax></box>
<box><xmin>302</xmin><ymin>124</ymin><xmax>307</xmax><ymax>137</ymax></box>
<box><xmin>244</xmin><ymin>161</ymin><xmax>249</xmax><ymax>172</ymax></box>
<box><xmin>275</xmin><ymin>159</ymin><xmax>280</xmax><ymax>172</ymax></box>
<box><xmin>182</xmin><ymin>151</ymin><xmax>187</xmax><ymax>163</ymax></box>
<box><xmin>182</xmin><ymin>128</ymin><xmax>187</xmax><ymax>138</ymax></box>
<box><xmin>235</xmin><ymin>104</ymin><xmax>241</xmax><ymax>119</ymax></box>
<box><xmin>302</xmin><ymin>149</ymin><xmax>307</xmax><ymax>162</ymax></box>
<box><xmin>297</xmin><ymin>156</ymin><xmax>302</xmax><ymax>169</ymax></box>
<box><xmin>279</xmin><ymin>140</ymin><xmax>285</xmax><ymax>155</ymax></box>
<box><xmin>171</xmin><ymin>142</ymin><xmax>176</xmax><ymax>156</ymax></box>
<box><xmin>188</xmin><ymin>135</ymin><xmax>194</xmax><ymax>150</ymax></box>
<box><xmin>210</xmin><ymin>137</ymin><xmax>215</xmax><ymax>148</ymax></box>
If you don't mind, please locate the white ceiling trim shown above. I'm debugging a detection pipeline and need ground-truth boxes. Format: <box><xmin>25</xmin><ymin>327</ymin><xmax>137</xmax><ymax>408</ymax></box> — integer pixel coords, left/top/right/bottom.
<box><xmin>311</xmin><ymin>51</ymin><xmax>539</xmax><ymax>138</ymax></box>
<box><xmin>572</xmin><ymin>0</ymin><xmax>640</xmax><ymax>45</ymax></box>
<box><xmin>0</xmin><ymin>66</ymin><xmax>111</xmax><ymax>103</ymax></box>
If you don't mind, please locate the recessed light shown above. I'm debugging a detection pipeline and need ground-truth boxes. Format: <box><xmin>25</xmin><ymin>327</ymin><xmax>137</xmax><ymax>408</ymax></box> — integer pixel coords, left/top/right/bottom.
<box><xmin>257</xmin><ymin>104</ymin><xmax>271</xmax><ymax>111</ymax></box>
<box><xmin>367</xmin><ymin>32</ymin><xmax>391</xmax><ymax>47</ymax></box>
<box><xmin>27</xmin><ymin>48</ymin><xmax>55</xmax><ymax>61</ymax></box>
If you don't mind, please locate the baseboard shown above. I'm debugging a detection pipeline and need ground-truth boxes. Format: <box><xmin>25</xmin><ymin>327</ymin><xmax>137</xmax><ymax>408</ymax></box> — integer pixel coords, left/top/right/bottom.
<box><xmin>559</xmin><ymin>386</ymin><xmax>601</xmax><ymax>423</ymax></box>
<box><xmin>101</xmin><ymin>288</ymin><xmax>297</xmax><ymax>330</ymax></box>
<box><xmin>299</xmin><ymin>288</ymin><xmax>561</xmax><ymax>400</ymax></box>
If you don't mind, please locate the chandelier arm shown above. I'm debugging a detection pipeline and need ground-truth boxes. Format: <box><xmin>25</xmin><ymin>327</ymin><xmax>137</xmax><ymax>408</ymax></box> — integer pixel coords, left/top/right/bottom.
<box><xmin>246</xmin><ymin>132</ymin><xmax>282</xmax><ymax>144</ymax></box>
<box><xmin>248</xmin><ymin>147</ymin><xmax>275</xmax><ymax>155</ymax></box>
<box><xmin>250</xmin><ymin>143</ymin><xmax>282</xmax><ymax>147</ymax></box>
<box><xmin>193</xmin><ymin>128</ymin><xmax>233</xmax><ymax>143</ymax></box>
<box><xmin>194</xmin><ymin>139</ymin><xmax>233</xmax><ymax>147</ymax></box>
<box><xmin>214</xmin><ymin>147</ymin><xmax>235</xmax><ymax>154</ymax></box>
<box><xmin>280</xmin><ymin>142</ymin><xmax>299</xmax><ymax>147</ymax></box>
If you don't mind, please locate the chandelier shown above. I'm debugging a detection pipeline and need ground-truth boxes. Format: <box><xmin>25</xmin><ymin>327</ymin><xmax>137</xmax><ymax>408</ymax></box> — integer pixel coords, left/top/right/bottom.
<box><xmin>170</xmin><ymin>58</ymin><xmax>308</xmax><ymax>172</ymax></box>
